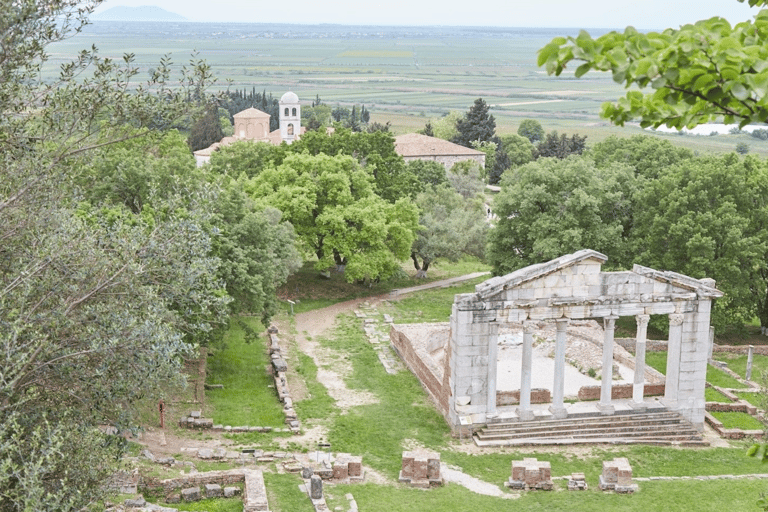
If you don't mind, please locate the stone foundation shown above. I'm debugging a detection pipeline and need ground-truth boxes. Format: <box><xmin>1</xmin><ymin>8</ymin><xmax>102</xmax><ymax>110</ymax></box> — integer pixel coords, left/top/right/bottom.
<box><xmin>599</xmin><ymin>458</ymin><xmax>637</xmax><ymax>493</ymax></box>
<box><xmin>399</xmin><ymin>451</ymin><xmax>442</xmax><ymax>488</ymax></box>
<box><xmin>505</xmin><ymin>458</ymin><xmax>553</xmax><ymax>491</ymax></box>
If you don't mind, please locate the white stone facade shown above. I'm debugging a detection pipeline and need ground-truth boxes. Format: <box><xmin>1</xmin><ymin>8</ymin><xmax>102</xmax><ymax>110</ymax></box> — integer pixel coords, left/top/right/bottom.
<box><xmin>447</xmin><ymin>250</ymin><xmax>722</xmax><ymax>431</ymax></box>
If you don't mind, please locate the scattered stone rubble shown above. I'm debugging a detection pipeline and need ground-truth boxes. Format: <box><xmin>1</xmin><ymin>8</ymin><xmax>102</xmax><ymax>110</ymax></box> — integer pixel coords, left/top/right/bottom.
<box><xmin>355</xmin><ymin>302</ymin><xmax>404</xmax><ymax>375</ymax></box>
<box><xmin>505</xmin><ymin>458</ymin><xmax>553</xmax><ymax>491</ymax></box>
<box><xmin>399</xmin><ymin>450</ymin><xmax>442</xmax><ymax>488</ymax></box>
<box><xmin>599</xmin><ymin>457</ymin><xmax>638</xmax><ymax>493</ymax></box>
<box><xmin>568</xmin><ymin>472</ymin><xmax>588</xmax><ymax>491</ymax></box>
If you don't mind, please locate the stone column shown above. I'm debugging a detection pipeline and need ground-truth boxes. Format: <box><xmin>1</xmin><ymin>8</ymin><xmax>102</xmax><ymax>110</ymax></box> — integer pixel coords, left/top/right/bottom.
<box><xmin>517</xmin><ymin>321</ymin><xmax>535</xmax><ymax>421</ymax></box>
<box><xmin>549</xmin><ymin>318</ymin><xmax>569</xmax><ymax>419</ymax></box>
<box><xmin>598</xmin><ymin>316</ymin><xmax>619</xmax><ymax>414</ymax></box>
<box><xmin>664</xmin><ymin>313</ymin><xmax>684</xmax><ymax>409</ymax></box>
<box><xmin>632</xmin><ymin>314</ymin><xmax>650</xmax><ymax>408</ymax></box>
<box><xmin>746</xmin><ymin>345</ymin><xmax>755</xmax><ymax>382</ymax></box>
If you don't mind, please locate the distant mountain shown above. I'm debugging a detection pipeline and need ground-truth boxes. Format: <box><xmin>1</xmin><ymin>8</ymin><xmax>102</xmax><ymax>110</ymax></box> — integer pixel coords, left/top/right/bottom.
<box><xmin>92</xmin><ymin>5</ymin><xmax>187</xmax><ymax>22</ymax></box>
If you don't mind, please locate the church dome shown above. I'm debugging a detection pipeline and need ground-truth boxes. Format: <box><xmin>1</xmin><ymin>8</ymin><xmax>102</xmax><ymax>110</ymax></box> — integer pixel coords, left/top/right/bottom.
<box><xmin>280</xmin><ymin>91</ymin><xmax>299</xmax><ymax>104</ymax></box>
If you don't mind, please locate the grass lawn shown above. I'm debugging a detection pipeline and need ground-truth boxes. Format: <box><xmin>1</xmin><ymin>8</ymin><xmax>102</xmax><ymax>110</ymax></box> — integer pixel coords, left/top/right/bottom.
<box><xmin>737</xmin><ymin>391</ymin><xmax>766</xmax><ymax>409</ymax></box>
<box><xmin>710</xmin><ymin>411</ymin><xmax>765</xmax><ymax>430</ymax></box>
<box><xmin>645</xmin><ymin>351</ymin><xmax>667</xmax><ymax>374</ymax></box>
<box><xmin>714</xmin><ymin>353</ymin><xmax>768</xmax><ymax>381</ymax></box>
<box><xmin>707</xmin><ymin>365</ymin><xmax>745</xmax><ymax>389</ymax></box>
<box><xmin>277</xmin><ymin>258</ymin><xmax>489</xmax><ymax>314</ymax></box>
<box><xmin>205</xmin><ymin>317</ymin><xmax>285</xmax><ymax>427</ymax></box>
<box><xmin>319</xmin><ymin>315</ymin><xmax>451</xmax><ymax>477</ymax></box>
<box><xmin>327</xmin><ymin>478</ymin><xmax>765</xmax><ymax>512</ymax></box>
<box><xmin>380</xmin><ymin>278</ymin><xmax>486</xmax><ymax>323</ymax></box>
<box><xmin>705</xmin><ymin>387</ymin><xmax>732</xmax><ymax>403</ymax></box>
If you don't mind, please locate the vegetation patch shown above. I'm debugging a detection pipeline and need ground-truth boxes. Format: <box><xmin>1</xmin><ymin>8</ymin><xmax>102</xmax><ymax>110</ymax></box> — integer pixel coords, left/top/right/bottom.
<box><xmin>706</xmin><ymin>366</ymin><xmax>744</xmax><ymax>389</ymax></box>
<box><xmin>705</xmin><ymin>387</ymin><xmax>731</xmax><ymax>403</ymax></box>
<box><xmin>206</xmin><ymin>317</ymin><xmax>285</xmax><ymax>427</ymax></box>
<box><xmin>710</xmin><ymin>411</ymin><xmax>765</xmax><ymax>431</ymax></box>
<box><xmin>264</xmin><ymin>472</ymin><xmax>315</xmax><ymax>512</ymax></box>
<box><xmin>713</xmin><ymin>353</ymin><xmax>768</xmax><ymax>381</ymax></box>
<box><xmin>736</xmin><ymin>391</ymin><xmax>765</xmax><ymax>409</ymax></box>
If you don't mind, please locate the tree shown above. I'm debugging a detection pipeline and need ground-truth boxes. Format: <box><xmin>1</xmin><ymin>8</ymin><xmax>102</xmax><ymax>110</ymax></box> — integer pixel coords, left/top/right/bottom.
<box><xmin>405</xmin><ymin>160</ymin><xmax>448</xmax><ymax>188</ymax></box>
<box><xmin>632</xmin><ymin>154</ymin><xmax>768</xmax><ymax>330</ymax></box>
<box><xmin>517</xmin><ymin>119</ymin><xmax>545</xmax><ymax>143</ymax></box>
<box><xmin>533</xmin><ymin>130</ymin><xmax>587</xmax><ymax>159</ymax></box>
<box><xmin>447</xmin><ymin>160</ymin><xmax>486</xmax><ymax>200</ymax></box>
<box><xmin>588</xmin><ymin>134</ymin><xmax>693</xmax><ymax>180</ymax></box>
<box><xmin>538</xmin><ymin>1</ymin><xmax>768</xmax><ymax>129</ymax></box>
<box><xmin>242</xmin><ymin>153</ymin><xmax>419</xmax><ymax>282</ymax></box>
<box><xmin>0</xmin><ymin>1</ymin><xmax>221</xmax><ymax>508</ymax></box>
<box><xmin>430</xmin><ymin>111</ymin><xmax>462</xmax><ymax>141</ymax></box>
<box><xmin>470</xmin><ymin>139</ymin><xmax>497</xmax><ymax>179</ymax></box>
<box><xmin>452</xmin><ymin>98</ymin><xmax>496</xmax><ymax>147</ymax></box>
<box><xmin>492</xmin><ymin>134</ymin><xmax>535</xmax><ymax>184</ymax></box>
<box><xmin>187</xmin><ymin>102</ymin><xmax>225</xmax><ymax>151</ymax></box>
<box><xmin>737</xmin><ymin>141</ymin><xmax>751</xmax><ymax>154</ymax></box>
<box><xmin>207</xmin><ymin>140</ymin><xmax>287</xmax><ymax>178</ymax></box>
<box><xmin>411</xmin><ymin>185</ymin><xmax>488</xmax><ymax>277</ymax></box>
<box><xmin>487</xmin><ymin>157</ymin><xmax>636</xmax><ymax>276</ymax></box>
<box><xmin>289</xmin><ymin>128</ymin><xmax>415</xmax><ymax>202</ymax></box>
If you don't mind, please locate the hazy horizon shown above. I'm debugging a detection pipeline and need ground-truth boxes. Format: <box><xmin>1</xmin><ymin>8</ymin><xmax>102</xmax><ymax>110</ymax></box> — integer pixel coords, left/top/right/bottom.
<box><xmin>93</xmin><ymin>0</ymin><xmax>760</xmax><ymax>29</ymax></box>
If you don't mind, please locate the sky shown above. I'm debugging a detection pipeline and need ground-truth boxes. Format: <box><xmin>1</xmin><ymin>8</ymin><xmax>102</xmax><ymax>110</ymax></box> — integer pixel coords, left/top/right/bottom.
<box><xmin>93</xmin><ymin>0</ymin><xmax>760</xmax><ymax>28</ymax></box>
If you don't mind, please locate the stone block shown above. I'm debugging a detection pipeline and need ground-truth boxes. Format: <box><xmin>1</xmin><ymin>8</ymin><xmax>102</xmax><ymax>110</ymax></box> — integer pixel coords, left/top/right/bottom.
<box><xmin>347</xmin><ymin>456</ymin><xmax>363</xmax><ymax>478</ymax></box>
<box><xmin>333</xmin><ymin>461</ymin><xmax>348</xmax><ymax>480</ymax></box>
<box><xmin>310</xmin><ymin>475</ymin><xmax>323</xmax><ymax>500</ymax></box>
<box><xmin>124</xmin><ymin>497</ymin><xmax>147</xmax><ymax>508</ymax></box>
<box><xmin>507</xmin><ymin>458</ymin><xmax>553</xmax><ymax>491</ymax></box>
<box><xmin>224</xmin><ymin>486</ymin><xmax>240</xmax><ymax>498</ymax></box>
<box><xmin>181</xmin><ymin>487</ymin><xmax>201</xmax><ymax>502</ymax></box>
<box><xmin>205</xmin><ymin>483</ymin><xmax>222</xmax><ymax>498</ymax></box>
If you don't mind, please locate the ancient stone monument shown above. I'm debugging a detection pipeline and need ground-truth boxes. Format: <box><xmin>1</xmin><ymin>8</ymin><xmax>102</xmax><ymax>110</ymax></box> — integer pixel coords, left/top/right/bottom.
<box><xmin>399</xmin><ymin>451</ymin><xmax>442</xmax><ymax>488</ymax></box>
<box><xmin>505</xmin><ymin>458</ymin><xmax>553</xmax><ymax>490</ymax></box>
<box><xmin>599</xmin><ymin>457</ymin><xmax>637</xmax><ymax>493</ymax></box>
<box><xmin>390</xmin><ymin>250</ymin><xmax>721</xmax><ymax>435</ymax></box>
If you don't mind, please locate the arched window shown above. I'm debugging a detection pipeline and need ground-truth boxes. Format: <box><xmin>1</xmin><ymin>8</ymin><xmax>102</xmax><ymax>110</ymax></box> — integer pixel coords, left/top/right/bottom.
<box><xmin>287</xmin><ymin>123</ymin><xmax>294</xmax><ymax>135</ymax></box>
<box><xmin>292</xmin><ymin>107</ymin><xmax>297</xmax><ymax>116</ymax></box>
<box><xmin>284</xmin><ymin>108</ymin><xmax>289</xmax><ymax>116</ymax></box>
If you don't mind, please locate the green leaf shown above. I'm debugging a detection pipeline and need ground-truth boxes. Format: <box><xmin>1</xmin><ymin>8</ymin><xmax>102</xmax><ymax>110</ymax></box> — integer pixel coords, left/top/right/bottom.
<box><xmin>574</xmin><ymin>63</ymin><xmax>592</xmax><ymax>78</ymax></box>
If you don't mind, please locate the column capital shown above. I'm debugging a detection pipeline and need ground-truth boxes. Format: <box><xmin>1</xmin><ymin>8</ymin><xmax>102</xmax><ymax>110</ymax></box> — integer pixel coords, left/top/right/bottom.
<box><xmin>636</xmin><ymin>314</ymin><xmax>650</xmax><ymax>327</ymax></box>
<box><xmin>669</xmin><ymin>313</ymin><xmax>684</xmax><ymax>327</ymax></box>
<box><xmin>555</xmin><ymin>317</ymin><xmax>570</xmax><ymax>328</ymax></box>
<box><xmin>523</xmin><ymin>320</ymin><xmax>536</xmax><ymax>334</ymax></box>
<box><xmin>603</xmin><ymin>315</ymin><xmax>618</xmax><ymax>329</ymax></box>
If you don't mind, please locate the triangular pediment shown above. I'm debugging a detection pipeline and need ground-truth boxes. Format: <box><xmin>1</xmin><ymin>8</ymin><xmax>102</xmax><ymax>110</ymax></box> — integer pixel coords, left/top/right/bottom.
<box><xmin>473</xmin><ymin>250</ymin><xmax>723</xmax><ymax>306</ymax></box>
<box><xmin>476</xmin><ymin>249</ymin><xmax>607</xmax><ymax>300</ymax></box>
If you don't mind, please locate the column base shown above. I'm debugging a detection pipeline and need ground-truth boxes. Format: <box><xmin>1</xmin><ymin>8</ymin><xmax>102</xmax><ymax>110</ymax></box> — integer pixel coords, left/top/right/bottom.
<box><xmin>597</xmin><ymin>403</ymin><xmax>615</xmax><ymax>415</ymax></box>
<box><xmin>630</xmin><ymin>400</ymin><xmax>648</xmax><ymax>411</ymax></box>
<box><xmin>549</xmin><ymin>405</ymin><xmax>568</xmax><ymax>419</ymax></box>
<box><xmin>516</xmin><ymin>408</ymin><xmax>535</xmax><ymax>421</ymax></box>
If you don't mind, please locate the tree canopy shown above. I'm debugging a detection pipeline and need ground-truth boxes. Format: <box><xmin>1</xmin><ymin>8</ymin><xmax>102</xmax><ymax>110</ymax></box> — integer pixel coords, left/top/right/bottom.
<box><xmin>538</xmin><ymin>1</ymin><xmax>768</xmax><ymax>129</ymax></box>
<box><xmin>0</xmin><ymin>1</ymin><xmax>229</xmax><ymax>508</ymax></box>
<box><xmin>240</xmin><ymin>152</ymin><xmax>419</xmax><ymax>282</ymax></box>
<box><xmin>452</xmin><ymin>98</ymin><xmax>496</xmax><ymax>147</ymax></box>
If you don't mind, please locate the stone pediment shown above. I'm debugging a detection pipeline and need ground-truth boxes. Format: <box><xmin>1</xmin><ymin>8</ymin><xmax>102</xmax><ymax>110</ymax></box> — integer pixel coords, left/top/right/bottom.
<box><xmin>469</xmin><ymin>250</ymin><xmax>722</xmax><ymax>318</ymax></box>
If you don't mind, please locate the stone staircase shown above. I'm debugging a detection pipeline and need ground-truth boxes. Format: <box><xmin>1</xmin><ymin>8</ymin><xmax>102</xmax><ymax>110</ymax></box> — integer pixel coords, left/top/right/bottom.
<box><xmin>474</xmin><ymin>410</ymin><xmax>706</xmax><ymax>447</ymax></box>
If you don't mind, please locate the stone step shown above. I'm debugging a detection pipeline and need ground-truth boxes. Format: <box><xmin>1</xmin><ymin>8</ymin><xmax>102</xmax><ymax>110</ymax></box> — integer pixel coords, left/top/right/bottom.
<box><xmin>485</xmin><ymin>409</ymin><xmax>679</xmax><ymax>427</ymax></box>
<box><xmin>473</xmin><ymin>410</ymin><xmax>704</xmax><ymax>446</ymax></box>
<box><xmin>482</xmin><ymin>415</ymin><xmax>689</xmax><ymax>436</ymax></box>
<box><xmin>476</xmin><ymin>425</ymin><xmax>700</xmax><ymax>442</ymax></box>
<box><xmin>474</xmin><ymin>434</ymin><xmax>706</xmax><ymax>447</ymax></box>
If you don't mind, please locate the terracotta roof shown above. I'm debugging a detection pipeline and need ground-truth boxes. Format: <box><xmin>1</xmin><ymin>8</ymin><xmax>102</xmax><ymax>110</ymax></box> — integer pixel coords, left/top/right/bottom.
<box><xmin>394</xmin><ymin>133</ymin><xmax>485</xmax><ymax>157</ymax></box>
<box><xmin>233</xmin><ymin>107</ymin><xmax>270</xmax><ymax>118</ymax></box>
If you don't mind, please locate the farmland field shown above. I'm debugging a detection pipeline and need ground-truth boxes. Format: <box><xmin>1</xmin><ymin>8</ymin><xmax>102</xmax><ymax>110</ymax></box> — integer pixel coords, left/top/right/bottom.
<box><xmin>45</xmin><ymin>21</ymin><xmax>768</xmax><ymax>153</ymax></box>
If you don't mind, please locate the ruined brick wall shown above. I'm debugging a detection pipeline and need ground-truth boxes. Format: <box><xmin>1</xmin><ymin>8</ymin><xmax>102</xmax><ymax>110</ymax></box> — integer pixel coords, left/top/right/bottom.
<box><xmin>140</xmin><ymin>469</ymin><xmax>246</xmax><ymax>494</ymax></box>
<box><xmin>615</xmin><ymin>338</ymin><xmax>669</xmax><ymax>353</ymax></box>
<box><xmin>577</xmin><ymin>383</ymin><xmax>665</xmax><ymax>401</ymax></box>
<box><xmin>496</xmin><ymin>388</ymin><xmax>551</xmax><ymax>406</ymax></box>
<box><xmin>389</xmin><ymin>327</ymin><xmax>448</xmax><ymax>416</ymax></box>
<box><xmin>713</xmin><ymin>344</ymin><xmax>768</xmax><ymax>356</ymax></box>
